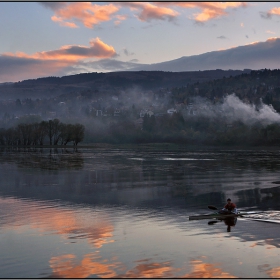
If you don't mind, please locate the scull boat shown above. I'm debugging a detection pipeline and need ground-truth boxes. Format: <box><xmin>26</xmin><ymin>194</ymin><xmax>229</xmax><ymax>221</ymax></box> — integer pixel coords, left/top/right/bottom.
<box><xmin>189</xmin><ymin>211</ymin><xmax>247</xmax><ymax>221</ymax></box>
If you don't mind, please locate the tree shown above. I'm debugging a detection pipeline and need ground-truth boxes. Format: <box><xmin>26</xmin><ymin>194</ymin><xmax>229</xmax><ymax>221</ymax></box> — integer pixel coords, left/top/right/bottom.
<box><xmin>143</xmin><ymin>114</ymin><xmax>156</xmax><ymax>133</ymax></box>
<box><xmin>47</xmin><ymin>119</ymin><xmax>61</xmax><ymax>145</ymax></box>
<box><xmin>60</xmin><ymin>123</ymin><xmax>74</xmax><ymax>145</ymax></box>
<box><xmin>38</xmin><ymin>121</ymin><xmax>48</xmax><ymax>145</ymax></box>
<box><xmin>72</xmin><ymin>124</ymin><xmax>85</xmax><ymax>146</ymax></box>
<box><xmin>52</xmin><ymin>119</ymin><xmax>62</xmax><ymax>145</ymax></box>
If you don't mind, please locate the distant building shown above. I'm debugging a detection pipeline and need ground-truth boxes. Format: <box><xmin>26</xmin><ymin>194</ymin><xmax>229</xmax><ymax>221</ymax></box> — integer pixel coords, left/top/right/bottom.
<box><xmin>140</xmin><ymin>109</ymin><xmax>154</xmax><ymax>118</ymax></box>
<box><xmin>47</xmin><ymin>111</ymin><xmax>56</xmax><ymax>118</ymax></box>
<box><xmin>134</xmin><ymin>118</ymin><xmax>143</xmax><ymax>129</ymax></box>
<box><xmin>114</xmin><ymin>109</ymin><xmax>121</xmax><ymax>117</ymax></box>
<box><xmin>167</xmin><ymin>108</ymin><xmax>177</xmax><ymax>115</ymax></box>
<box><xmin>96</xmin><ymin>110</ymin><xmax>102</xmax><ymax>117</ymax></box>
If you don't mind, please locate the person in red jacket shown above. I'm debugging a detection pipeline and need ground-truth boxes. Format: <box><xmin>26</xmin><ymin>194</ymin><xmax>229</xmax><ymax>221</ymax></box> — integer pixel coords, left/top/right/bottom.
<box><xmin>223</xmin><ymin>198</ymin><xmax>237</xmax><ymax>214</ymax></box>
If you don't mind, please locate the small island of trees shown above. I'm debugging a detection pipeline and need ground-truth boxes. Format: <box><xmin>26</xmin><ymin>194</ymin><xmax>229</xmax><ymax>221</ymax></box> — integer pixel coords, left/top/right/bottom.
<box><xmin>0</xmin><ymin>119</ymin><xmax>85</xmax><ymax>146</ymax></box>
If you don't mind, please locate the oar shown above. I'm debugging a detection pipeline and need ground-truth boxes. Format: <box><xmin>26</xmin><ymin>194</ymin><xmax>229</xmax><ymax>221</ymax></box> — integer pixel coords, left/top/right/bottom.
<box><xmin>208</xmin><ymin>205</ymin><xmax>218</xmax><ymax>210</ymax></box>
<box><xmin>208</xmin><ymin>220</ymin><xmax>219</xmax><ymax>225</ymax></box>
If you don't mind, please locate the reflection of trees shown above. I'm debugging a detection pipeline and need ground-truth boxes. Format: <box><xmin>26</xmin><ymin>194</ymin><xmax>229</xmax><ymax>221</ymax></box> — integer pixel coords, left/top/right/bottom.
<box><xmin>1</xmin><ymin>147</ymin><xmax>280</xmax><ymax>210</ymax></box>
<box><xmin>236</xmin><ymin>186</ymin><xmax>280</xmax><ymax>211</ymax></box>
<box><xmin>0</xmin><ymin>147</ymin><xmax>83</xmax><ymax>170</ymax></box>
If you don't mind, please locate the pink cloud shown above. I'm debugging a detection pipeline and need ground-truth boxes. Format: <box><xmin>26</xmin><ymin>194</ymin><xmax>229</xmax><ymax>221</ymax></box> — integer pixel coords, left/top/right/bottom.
<box><xmin>114</xmin><ymin>14</ymin><xmax>127</xmax><ymax>25</ymax></box>
<box><xmin>174</xmin><ymin>2</ymin><xmax>247</xmax><ymax>22</ymax></box>
<box><xmin>51</xmin><ymin>15</ymin><xmax>78</xmax><ymax>28</ymax></box>
<box><xmin>125</xmin><ymin>2</ymin><xmax>179</xmax><ymax>22</ymax></box>
<box><xmin>41</xmin><ymin>2</ymin><xmax>247</xmax><ymax>27</ymax></box>
<box><xmin>4</xmin><ymin>38</ymin><xmax>116</xmax><ymax>61</ymax></box>
<box><xmin>123</xmin><ymin>2</ymin><xmax>247</xmax><ymax>23</ymax></box>
<box><xmin>49</xmin><ymin>2</ymin><xmax>119</xmax><ymax>28</ymax></box>
<box><xmin>269</xmin><ymin>7</ymin><xmax>280</xmax><ymax>16</ymax></box>
<box><xmin>0</xmin><ymin>38</ymin><xmax>117</xmax><ymax>82</ymax></box>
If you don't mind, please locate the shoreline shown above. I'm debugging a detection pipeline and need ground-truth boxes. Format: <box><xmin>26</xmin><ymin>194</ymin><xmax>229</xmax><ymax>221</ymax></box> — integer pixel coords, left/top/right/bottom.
<box><xmin>0</xmin><ymin>142</ymin><xmax>280</xmax><ymax>151</ymax></box>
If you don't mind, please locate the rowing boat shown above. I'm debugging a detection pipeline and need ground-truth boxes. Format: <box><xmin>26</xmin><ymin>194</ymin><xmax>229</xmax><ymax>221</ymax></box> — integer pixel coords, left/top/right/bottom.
<box><xmin>189</xmin><ymin>212</ymin><xmax>247</xmax><ymax>221</ymax></box>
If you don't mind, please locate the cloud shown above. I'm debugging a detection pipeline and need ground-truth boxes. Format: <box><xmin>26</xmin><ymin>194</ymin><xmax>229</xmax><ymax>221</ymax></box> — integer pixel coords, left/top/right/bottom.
<box><xmin>217</xmin><ymin>35</ymin><xmax>227</xmax><ymax>39</ymax></box>
<box><xmin>0</xmin><ymin>38</ymin><xmax>117</xmax><ymax>82</ymax></box>
<box><xmin>260</xmin><ymin>7</ymin><xmax>280</xmax><ymax>19</ymax></box>
<box><xmin>79</xmin><ymin>59</ymin><xmax>142</xmax><ymax>72</ymax></box>
<box><xmin>51</xmin><ymin>15</ymin><xmax>78</xmax><ymax>28</ymax></box>
<box><xmin>39</xmin><ymin>2</ymin><xmax>68</xmax><ymax>11</ymax></box>
<box><xmin>42</xmin><ymin>2</ymin><xmax>119</xmax><ymax>28</ymax></box>
<box><xmin>270</xmin><ymin>7</ymin><xmax>280</xmax><ymax>16</ymax></box>
<box><xmin>120</xmin><ymin>2</ymin><xmax>246</xmax><ymax>24</ymax></box>
<box><xmin>123</xmin><ymin>48</ymin><xmax>134</xmax><ymax>56</ymax></box>
<box><xmin>40</xmin><ymin>2</ymin><xmax>247</xmax><ymax>28</ymax></box>
<box><xmin>114</xmin><ymin>14</ymin><xmax>128</xmax><ymax>26</ymax></box>
<box><xmin>121</xmin><ymin>2</ymin><xmax>179</xmax><ymax>22</ymax></box>
<box><xmin>4</xmin><ymin>38</ymin><xmax>116</xmax><ymax>61</ymax></box>
<box><xmin>266</xmin><ymin>30</ymin><xmax>276</xmax><ymax>34</ymax></box>
<box><xmin>175</xmin><ymin>2</ymin><xmax>247</xmax><ymax>22</ymax></box>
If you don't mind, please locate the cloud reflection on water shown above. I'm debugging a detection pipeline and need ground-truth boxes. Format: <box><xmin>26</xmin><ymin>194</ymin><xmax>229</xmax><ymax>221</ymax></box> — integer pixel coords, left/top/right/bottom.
<box><xmin>49</xmin><ymin>254</ymin><xmax>238</xmax><ymax>278</ymax></box>
<box><xmin>0</xmin><ymin>196</ymin><xmax>114</xmax><ymax>249</ymax></box>
<box><xmin>49</xmin><ymin>253</ymin><xmax>119</xmax><ymax>278</ymax></box>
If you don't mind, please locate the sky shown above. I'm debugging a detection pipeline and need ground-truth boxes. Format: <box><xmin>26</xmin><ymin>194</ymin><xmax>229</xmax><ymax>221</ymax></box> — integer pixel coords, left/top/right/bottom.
<box><xmin>1</xmin><ymin>2</ymin><xmax>280</xmax><ymax>82</ymax></box>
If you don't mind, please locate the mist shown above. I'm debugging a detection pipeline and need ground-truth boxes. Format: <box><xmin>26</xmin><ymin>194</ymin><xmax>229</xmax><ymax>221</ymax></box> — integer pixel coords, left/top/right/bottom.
<box><xmin>188</xmin><ymin>94</ymin><xmax>280</xmax><ymax>126</ymax></box>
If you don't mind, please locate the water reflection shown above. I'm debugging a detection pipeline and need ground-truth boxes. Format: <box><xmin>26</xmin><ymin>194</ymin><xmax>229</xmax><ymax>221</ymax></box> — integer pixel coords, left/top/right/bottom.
<box><xmin>1</xmin><ymin>147</ymin><xmax>280</xmax><ymax>211</ymax></box>
<box><xmin>0</xmin><ymin>147</ymin><xmax>83</xmax><ymax>170</ymax></box>
<box><xmin>48</xmin><ymin>253</ymin><xmax>238</xmax><ymax>278</ymax></box>
<box><xmin>1</xmin><ymin>147</ymin><xmax>280</xmax><ymax>277</ymax></box>
<box><xmin>208</xmin><ymin>217</ymin><xmax>237</xmax><ymax>232</ymax></box>
<box><xmin>0</xmin><ymin>197</ymin><xmax>114</xmax><ymax>249</ymax></box>
<box><xmin>49</xmin><ymin>253</ymin><xmax>119</xmax><ymax>278</ymax></box>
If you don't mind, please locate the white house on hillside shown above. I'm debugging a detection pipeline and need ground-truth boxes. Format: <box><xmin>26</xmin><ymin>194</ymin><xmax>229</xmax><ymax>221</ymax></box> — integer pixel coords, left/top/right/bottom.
<box><xmin>167</xmin><ymin>108</ymin><xmax>177</xmax><ymax>115</ymax></box>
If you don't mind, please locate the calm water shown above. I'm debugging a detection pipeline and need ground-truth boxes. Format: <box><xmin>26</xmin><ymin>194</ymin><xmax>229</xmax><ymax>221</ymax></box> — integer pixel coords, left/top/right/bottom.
<box><xmin>1</xmin><ymin>146</ymin><xmax>280</xmax><ymax>278</ymax></box>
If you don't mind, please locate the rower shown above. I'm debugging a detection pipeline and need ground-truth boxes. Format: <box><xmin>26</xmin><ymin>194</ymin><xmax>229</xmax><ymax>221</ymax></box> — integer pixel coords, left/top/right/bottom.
<box><xmin>222</xmin><ymin>198</ymin><xmax>237</xmax><ymax>214</ymax></box>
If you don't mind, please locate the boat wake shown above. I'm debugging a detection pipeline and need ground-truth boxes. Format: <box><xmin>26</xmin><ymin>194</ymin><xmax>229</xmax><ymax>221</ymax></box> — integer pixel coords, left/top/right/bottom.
<box><xmin>243</xmin><ymin>211</ymin><xmax>280</xmax><ymax>224</ymax></box>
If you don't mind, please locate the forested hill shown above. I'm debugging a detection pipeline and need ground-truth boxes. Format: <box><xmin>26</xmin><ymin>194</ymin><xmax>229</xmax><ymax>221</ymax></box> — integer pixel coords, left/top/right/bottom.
<box><xmin>0</xmin><ymin>69</ymin><xmax>250</xmax><ymax>99</ymax></box>
<box><xmin>169</xmin><ymin>68</ymin><xmax>280</xmax><ymax>112</ymax></box>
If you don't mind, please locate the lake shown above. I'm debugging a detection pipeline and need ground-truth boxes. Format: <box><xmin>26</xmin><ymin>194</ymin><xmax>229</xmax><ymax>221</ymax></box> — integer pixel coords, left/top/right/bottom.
<box><xmin>0</xmin><ymin>145</ymin><xmax>280</xmax><ymax>278</ymax></box>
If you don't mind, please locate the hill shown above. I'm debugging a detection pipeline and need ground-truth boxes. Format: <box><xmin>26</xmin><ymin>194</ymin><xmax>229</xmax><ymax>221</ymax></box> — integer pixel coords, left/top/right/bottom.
<box><xmin>0</xmin><ymin>69</ymin><xmax>250</xmax><ymax>100</ymax></box>
<box><xmin>130</xmin><ymin>37</ymin><xmax>280</xmax><ymax>72</ymax></box>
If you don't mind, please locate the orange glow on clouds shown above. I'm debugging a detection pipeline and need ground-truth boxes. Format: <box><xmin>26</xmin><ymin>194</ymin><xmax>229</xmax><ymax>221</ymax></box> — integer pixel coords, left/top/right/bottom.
<box><xmin>5</xmin><ymin>38</ymin><xmax>116</xmax><ymax>62</ymax></box>
<box><xmin>128</xmin><ymin>2</ymin><xmax>179</xmax><ymax>22</ymax></box>
<box><xmin>266</xmin><ymin>266</ymin><xmax>280</xmax><ymax>278</ymax></box>
<box><xmin>269</xmin><ymin>7</ymin><xmax>280</xmax><ymax>16</ymax></box>
<box><xmin>51</xmin><ymin>2</ymin><xmax>119</xmax><ymax>28</ymax></box>
<box><xmin>174</xmin><ymin>2</ymin><xmax>247</xmax><ymax>22</ymax></box>
<box><xmin>0</xmin><ymin>37</ymin><xmax>116</xmax><ymax>82</ymax></box>
<box><xmin>46</xmin><ymin>2</ymin><xmax>247</xmax><ymax>27</ymax></box>
<box><xmin>51</xmin><ymin>15</ymin><xmax>78</xmax><ymax>28</ymax></box>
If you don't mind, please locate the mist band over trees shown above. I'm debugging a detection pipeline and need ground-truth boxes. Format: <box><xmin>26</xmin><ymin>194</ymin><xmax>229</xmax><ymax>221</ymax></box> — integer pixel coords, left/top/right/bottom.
<box><xmin>1</xmin><ymin>69</ymin><xmax>280</xmax><ymax>146</ymax></box>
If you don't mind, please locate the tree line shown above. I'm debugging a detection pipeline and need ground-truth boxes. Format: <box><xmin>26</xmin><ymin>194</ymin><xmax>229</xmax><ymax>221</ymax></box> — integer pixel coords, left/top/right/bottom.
<box><xmin>0</xmin><ymin>119</ymin><xmax>85</xmax><ymax>146</ymax></box>
<box><xmin>84</xmin><ymin>111</ymin><xmax>280</xmax><ymax>146</ymax></box>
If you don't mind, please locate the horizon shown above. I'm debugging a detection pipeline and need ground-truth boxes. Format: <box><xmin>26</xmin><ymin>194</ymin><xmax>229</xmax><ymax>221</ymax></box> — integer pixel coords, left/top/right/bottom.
<box><xmin>1</xmin><ymin>2</ymin><xmax>280</xmax><ymax>82</ymax></box>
